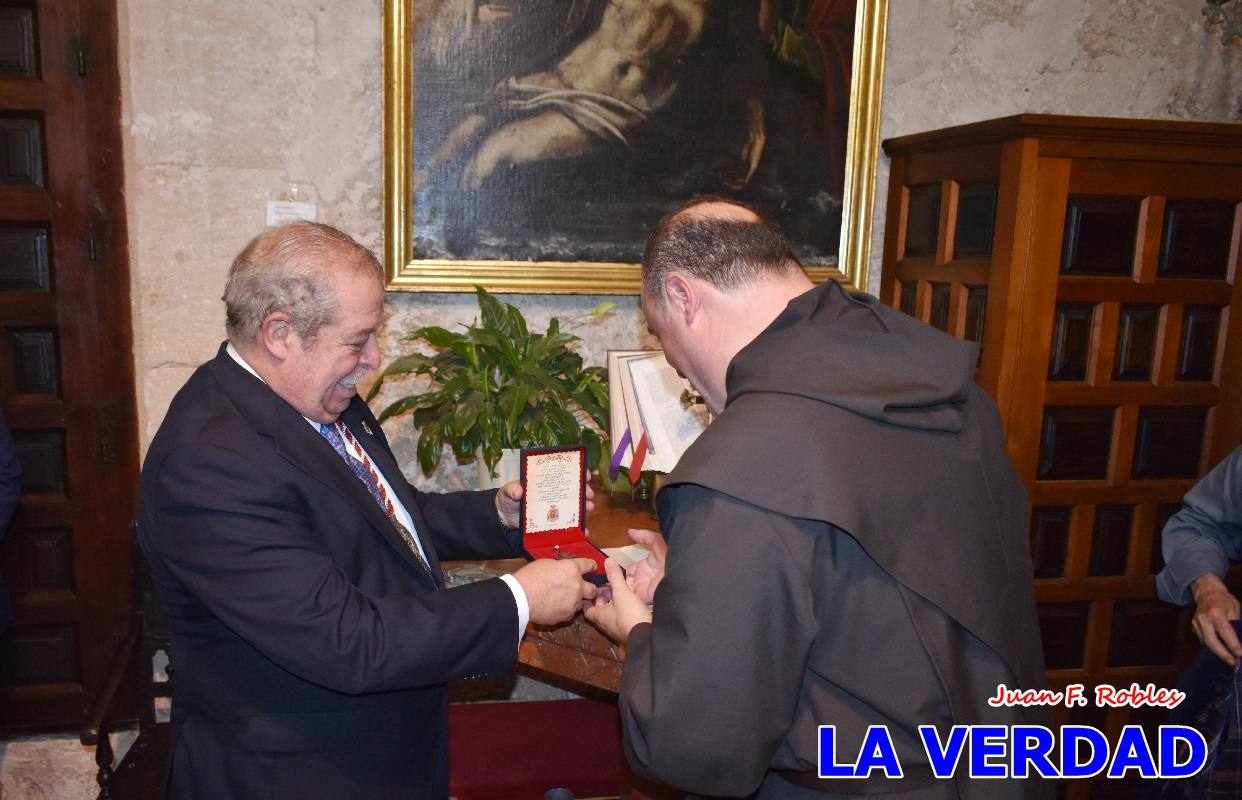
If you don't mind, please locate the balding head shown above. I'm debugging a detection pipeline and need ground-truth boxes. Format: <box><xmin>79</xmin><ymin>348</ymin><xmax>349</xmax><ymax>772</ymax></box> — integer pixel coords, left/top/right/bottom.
<box><xmin>680</xmin><ymin>199</ymin><xmax>762</xmax><ymax>223</ymax></box>
<box><xmin>640</xmin><ymin>197</ymin><xmax>804</xmax><ymax>302</ymax></box>
<box><xmin>638</xmin><ymin>198</ymin><xmax>814</xmax><ymax>414</ymax></box>
<box><xmin>223</xmin><ymin>221</ymin><xmax>382</xmax><ymax>345</ymax></box>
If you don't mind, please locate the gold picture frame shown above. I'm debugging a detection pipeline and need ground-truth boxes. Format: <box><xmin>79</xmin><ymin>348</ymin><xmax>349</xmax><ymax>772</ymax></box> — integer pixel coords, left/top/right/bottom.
<box><xmin>383</xmin><ymin>0</ymin><xmax>887</xmax><ymax>294</ymax></box>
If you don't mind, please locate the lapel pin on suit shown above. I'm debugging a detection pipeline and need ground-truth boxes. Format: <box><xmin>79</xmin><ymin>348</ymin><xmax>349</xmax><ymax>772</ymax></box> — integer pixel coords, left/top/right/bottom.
<box><xmin>361</xmin><ymin>420</ymin><xmax>373</xmax><ymax>436</ymax></box>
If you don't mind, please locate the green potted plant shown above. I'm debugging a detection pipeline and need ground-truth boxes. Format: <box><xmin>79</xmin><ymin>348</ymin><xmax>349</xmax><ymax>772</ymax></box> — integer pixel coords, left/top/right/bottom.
<box><xmin>367</xmin><ymin>287</ymin><xmax>613</xmax><ymax>485</ymax></box>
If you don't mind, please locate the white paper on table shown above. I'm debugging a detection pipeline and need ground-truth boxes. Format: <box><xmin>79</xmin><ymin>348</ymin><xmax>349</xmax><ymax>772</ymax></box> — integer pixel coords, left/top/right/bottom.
<box><xmin>601</xmin><ymin>544</ymin><xmax>650</xmax><ymax>570</ymax></box>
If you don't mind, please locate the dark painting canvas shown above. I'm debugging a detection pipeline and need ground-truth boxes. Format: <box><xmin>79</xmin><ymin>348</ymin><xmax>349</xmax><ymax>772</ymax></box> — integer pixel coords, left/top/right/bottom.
<box><xmin>411</xmin><ymin>0</ymin><xmax>857</xmax><ymax>266</ymax></box>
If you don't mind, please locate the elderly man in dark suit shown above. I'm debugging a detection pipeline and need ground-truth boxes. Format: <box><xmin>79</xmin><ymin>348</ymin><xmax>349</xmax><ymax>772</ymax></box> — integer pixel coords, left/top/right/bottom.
<box><xmin>138</xmin><ymin>221</ymin><xmax>597</xmax><ymax>800</ymax></box>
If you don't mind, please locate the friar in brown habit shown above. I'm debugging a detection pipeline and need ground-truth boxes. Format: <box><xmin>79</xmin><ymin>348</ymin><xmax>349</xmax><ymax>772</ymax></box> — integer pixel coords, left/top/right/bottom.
<box><xmin>586</xmin><ymin>199</ymin><xmax>1052</xmax><ymax>799</ymax></box>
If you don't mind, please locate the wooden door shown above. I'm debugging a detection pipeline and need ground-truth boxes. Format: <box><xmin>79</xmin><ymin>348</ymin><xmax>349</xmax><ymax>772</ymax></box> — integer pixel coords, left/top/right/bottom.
<box><xmin>0</xmin><ymin>0</ymin><xmax>137</xmax><ymax>731</ymax></box>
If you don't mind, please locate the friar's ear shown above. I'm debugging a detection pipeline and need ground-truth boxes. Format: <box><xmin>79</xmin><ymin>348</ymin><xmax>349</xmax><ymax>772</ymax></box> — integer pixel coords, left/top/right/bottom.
<box><xmin>663</xmin><ymin>272</ymin><xmax>701</xmax><ymax>326</ymax></box>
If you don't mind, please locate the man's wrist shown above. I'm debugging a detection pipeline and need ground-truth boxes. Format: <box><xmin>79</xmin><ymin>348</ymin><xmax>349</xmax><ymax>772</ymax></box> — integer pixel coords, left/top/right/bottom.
<box><xmin>622</xmin><ymin>618</ymin><xmax>652</xmax><ymax>644</ymax></box>
<box><xmin>1192</xmin><ymin>572</ymin><xmax>1228</xmax><ymax>600</ymax></box>
<box><xmin>494</xmin><ymin>489</ymin><xmax>512</xmax><ymax>529</ymax></box>
<box><xmin>498</xmin><ymin>573</ymin><xmax>529</xmax><ymax>647</ymax></box>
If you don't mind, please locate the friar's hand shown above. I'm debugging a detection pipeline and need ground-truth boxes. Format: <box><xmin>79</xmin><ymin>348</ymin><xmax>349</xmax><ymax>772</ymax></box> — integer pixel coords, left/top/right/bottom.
<box><xmin>625</xmin><ymin>528</ymin><xmax>667</xmax><ymax>605</ymax></box>
<box><xmin>585</xmin><ymin>558</ymin><xmax>652</xmax><ymax>644</ymax></box>
<box><xmin>1191</xmin><ymin>572</ymin><xmax>1242</xmax><ymax>664</ymax></box>
<box><xmin>513</xmin><ymin>557</ymin><xmax>597</xmax><ymax>626</ymax></box>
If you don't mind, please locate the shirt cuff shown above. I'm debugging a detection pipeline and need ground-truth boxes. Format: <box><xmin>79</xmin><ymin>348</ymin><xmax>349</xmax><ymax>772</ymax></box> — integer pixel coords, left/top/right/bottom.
<box><xmin>498</xmin><ymin>573</ymin><xmax>529</xmax><ymax>650</ymax></box>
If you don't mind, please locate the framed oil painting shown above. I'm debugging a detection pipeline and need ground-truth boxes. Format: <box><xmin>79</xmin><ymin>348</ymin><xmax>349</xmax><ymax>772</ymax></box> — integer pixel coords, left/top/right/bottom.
<box><xmin>384</xmin><ymin>0</ymin><xmax>888</xmax><ymax>293</ymax></box>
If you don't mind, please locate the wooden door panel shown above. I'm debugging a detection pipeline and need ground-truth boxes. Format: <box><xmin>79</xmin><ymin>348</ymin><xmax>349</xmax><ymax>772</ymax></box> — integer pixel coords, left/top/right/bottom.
<box><xmin>0</xmin><ymin>0</ymin><xmax>136</xmax><ymax>732</ymax></box>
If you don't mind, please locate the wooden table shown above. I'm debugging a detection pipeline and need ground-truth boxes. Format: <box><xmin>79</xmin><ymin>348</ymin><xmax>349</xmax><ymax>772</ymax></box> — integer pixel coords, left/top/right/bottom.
<box><xmin>444</xmin><ymin>489</ymin><xmax>658</xmax><ymax>695</ymax></box>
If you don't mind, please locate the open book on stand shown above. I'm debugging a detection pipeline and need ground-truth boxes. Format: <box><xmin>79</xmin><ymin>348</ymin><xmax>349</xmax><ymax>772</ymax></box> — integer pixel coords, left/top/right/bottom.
<box><xmin>606</xmin><ymin>350</ymin><xmax>710</xmax><ymax>478</ymax></box>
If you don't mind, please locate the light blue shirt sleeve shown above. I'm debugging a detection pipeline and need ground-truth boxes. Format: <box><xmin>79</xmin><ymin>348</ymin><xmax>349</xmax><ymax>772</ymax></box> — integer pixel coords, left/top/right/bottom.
<box><xmin>1156</xmin><ymin>446</ymin><xmax>1242</xmax><ymax>606</ymax></box>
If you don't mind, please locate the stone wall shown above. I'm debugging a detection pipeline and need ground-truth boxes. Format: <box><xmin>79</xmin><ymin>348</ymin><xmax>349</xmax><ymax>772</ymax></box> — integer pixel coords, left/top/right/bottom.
<box><xmin>119</xmin><ymin>0</ymin><xmax>1241</xmax><ymax>481</ymax></box>
<box><xmin>121</xmin><ymin>0</ymin><xmax>388</xmax><ymax>450</ymax></box>
<box><xmin>868</xmin><ymin>0</ymin><xmax>1242</xmax><ymax>287</ymax></box>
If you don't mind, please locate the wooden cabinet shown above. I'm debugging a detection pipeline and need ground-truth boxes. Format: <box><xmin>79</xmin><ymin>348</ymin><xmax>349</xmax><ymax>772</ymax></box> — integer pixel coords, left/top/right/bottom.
<box><xmin>880</xmin><ymin>114</ymin><xmax>1242</xmax><ymax>758</ymax></box>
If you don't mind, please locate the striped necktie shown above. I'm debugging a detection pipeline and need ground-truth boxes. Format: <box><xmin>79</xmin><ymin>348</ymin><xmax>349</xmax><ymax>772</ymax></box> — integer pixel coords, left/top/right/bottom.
<box><xmin>318</xmin><ymin>420</ymin><xmax>433</xmax><ymax>578</ymax></box>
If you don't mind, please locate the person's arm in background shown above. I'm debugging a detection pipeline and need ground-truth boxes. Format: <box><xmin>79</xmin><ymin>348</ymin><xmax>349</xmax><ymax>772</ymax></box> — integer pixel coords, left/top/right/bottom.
<box><xmin>1157</xmin><ymin>446</ymin><xmax>1242</xmax><ymax>663</ymax></box>
<box><xmin>0</xmin><ymin>410</ymin><xmax>20</xmax><ymax>537</ymax></box>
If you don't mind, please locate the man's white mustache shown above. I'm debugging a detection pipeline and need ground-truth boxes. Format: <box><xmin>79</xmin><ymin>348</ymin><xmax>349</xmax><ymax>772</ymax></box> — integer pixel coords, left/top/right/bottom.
<box><xmin>339</xmin><ymin>367</ymin><xmax>370</xmax><ymax>388</ymax></box>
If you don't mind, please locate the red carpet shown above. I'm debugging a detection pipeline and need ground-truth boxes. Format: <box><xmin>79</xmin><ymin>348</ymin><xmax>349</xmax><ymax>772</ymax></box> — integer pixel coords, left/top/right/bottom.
<box><xmin>449</xmin><ymin>698</ymin><xmax>624</xmax><ymax>800</ymax></box>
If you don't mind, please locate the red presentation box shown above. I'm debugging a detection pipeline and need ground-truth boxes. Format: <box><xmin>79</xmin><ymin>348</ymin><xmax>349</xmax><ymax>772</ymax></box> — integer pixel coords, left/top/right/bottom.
<box><xmin>520</xmin><ymin>446</ymin><xmax>607</xmax><ymax>584</ymax></box>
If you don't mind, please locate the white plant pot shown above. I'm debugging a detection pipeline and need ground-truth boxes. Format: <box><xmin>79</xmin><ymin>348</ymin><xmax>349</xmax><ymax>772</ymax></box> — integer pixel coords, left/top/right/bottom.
<box><xmin>476</xmin><ymin>447</ymin><xmax>521</xmax><ymax>489</ymax></box>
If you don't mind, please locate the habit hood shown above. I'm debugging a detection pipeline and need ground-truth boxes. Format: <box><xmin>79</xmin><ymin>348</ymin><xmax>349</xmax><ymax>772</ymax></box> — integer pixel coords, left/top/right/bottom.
<box><xmin>663</xmin><ymin>280</ymin><xmax>1046</xmax><ymax>694</ymax></box>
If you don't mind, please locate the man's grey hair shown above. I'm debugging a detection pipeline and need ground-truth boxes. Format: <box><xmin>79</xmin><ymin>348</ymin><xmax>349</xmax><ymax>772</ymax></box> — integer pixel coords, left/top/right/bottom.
<box><xmin>641</xmin><ymin>197</ymin><xmax>804</xmax><ymax>302</ymax></box>
<box><xmin>223</xmin><ymin>221</ymin><xmax>382</xmax><ymax>343</ymax></box>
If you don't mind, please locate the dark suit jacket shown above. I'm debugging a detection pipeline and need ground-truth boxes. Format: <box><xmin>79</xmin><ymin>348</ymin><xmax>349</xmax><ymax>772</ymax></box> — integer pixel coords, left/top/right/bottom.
<box><xmin>137</xmin><ymin>344</ymin><xmax>524</xmax><ymax>799</ymax></box>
